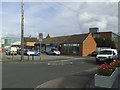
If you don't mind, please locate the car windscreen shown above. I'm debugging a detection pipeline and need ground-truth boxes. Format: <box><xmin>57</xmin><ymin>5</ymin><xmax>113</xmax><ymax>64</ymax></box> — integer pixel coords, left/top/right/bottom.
<box><xmin>99</xmin><ymin>50</ymin><xmax>112</xmax><ymax>55</ymax></box>
<box><xmin>52</xmin><ymin>49</ymin><xmax>59</xmax><ymax>51</ymax></box>
<box><xmin>34</xmin><ymin>50</ymin><xmax>37</xmax><ymax>52</ymax></box>
<box><xmin>29</xmin><ymin>49</ymin><xmax>33</xmax><ymax>51</ymax></box>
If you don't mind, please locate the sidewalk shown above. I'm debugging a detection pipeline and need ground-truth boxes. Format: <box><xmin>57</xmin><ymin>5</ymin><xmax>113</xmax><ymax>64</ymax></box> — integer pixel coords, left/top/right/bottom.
<box><xmin>34</xmin><ymin>71</ymin><xmax>96</xmax><ymax>89</ymax></box>
<box><xmin>34</xmin><ymin>70</ymin><xmax>120</xmax><ymax>89</ymax></box>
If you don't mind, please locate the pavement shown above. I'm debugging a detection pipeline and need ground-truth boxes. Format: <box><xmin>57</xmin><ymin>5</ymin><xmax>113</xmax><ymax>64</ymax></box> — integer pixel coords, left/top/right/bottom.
<box><xmin>34</xmin><ymin>71</ymin><xmax>96</xmax><ymax>89</ymax></box>
<box><xmin>34</xmin><ymin>69</ymin><xmax>120</xmax><ymax>89</ymax></box>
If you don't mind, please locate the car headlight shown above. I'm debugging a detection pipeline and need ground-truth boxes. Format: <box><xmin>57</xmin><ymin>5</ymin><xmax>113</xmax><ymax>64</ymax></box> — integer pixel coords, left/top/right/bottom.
<box><xmin>96</xmin><ymin>56</ymin><xmax>98</xmax><ymax>59</ymax></box>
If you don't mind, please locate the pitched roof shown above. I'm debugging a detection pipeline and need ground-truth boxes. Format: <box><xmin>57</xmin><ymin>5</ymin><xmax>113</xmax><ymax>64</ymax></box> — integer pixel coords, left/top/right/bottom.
<box><xmin>24</xmin><ymin>37</ymin><xmax>38</xmax><ymax>42</ymax></box>
<box><xmin>35</xmin><ymin>33</ymin><xmax>89</xmax><ymax>44</ymax></box>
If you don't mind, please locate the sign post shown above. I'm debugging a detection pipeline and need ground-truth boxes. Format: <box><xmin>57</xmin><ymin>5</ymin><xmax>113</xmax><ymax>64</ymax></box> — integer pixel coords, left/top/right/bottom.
<box><xmin>38</xmin><ymin>33</ymin><xmax>43</xmax><ymax>60</ymax></box>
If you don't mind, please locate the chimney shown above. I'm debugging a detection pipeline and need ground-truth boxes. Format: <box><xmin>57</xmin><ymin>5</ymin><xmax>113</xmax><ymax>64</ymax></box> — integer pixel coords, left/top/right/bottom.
<box><xmin>89</xmin><ymin>27</ymin><xmax>99</xmax><ymax>33</ymax></box>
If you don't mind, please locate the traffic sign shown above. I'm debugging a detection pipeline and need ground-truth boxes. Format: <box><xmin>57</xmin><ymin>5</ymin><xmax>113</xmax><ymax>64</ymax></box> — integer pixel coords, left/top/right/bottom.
<box><xmin>39</xmin><ymin>33</ymin><xmax>43</xmax><ymax>39</ymax></box>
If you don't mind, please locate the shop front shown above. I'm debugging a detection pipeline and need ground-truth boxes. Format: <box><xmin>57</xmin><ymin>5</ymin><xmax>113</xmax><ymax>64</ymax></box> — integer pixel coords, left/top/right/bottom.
<box><xmin>63</xmin><ymin>44</ymin><xmax>79</xmax><ymax>55</ymax></box>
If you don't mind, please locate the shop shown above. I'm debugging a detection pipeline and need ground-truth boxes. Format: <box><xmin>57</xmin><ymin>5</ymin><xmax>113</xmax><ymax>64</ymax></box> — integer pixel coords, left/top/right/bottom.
<box><xmin>35</xmin><ymin>33</ymin><xmax>97</xmax><ymax>56</ymax></box>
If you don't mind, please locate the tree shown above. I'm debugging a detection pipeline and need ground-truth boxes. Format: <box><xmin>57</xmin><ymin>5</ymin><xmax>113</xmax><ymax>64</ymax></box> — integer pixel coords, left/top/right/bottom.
<box><xmin>94</xmin><ymin>38</ymin><xmax>116</xmax><ymax>49</ymax></box>
<box><xmin>46</xmin><ymin>34</ymin><xmax>50</xmax><ymax>38</ymax></box>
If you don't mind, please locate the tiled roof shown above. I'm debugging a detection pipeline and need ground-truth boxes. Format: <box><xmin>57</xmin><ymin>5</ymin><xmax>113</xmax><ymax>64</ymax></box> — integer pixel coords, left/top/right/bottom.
<box><xmin>24</xmin><ymin>37</ymin><xmax>38</xmax><ymax>42</ymax></box>
<box><xmin>35</xmin><ymin>33</ymin><xmax>89</xmax><ymax>44</ymax></box>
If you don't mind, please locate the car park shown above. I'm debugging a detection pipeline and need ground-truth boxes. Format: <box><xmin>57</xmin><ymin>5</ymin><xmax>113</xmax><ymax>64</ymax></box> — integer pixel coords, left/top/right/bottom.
<box><xmin>96</xmin><ymin>49</ymin><xmax>118</xmax><ymax>64</ymax></box>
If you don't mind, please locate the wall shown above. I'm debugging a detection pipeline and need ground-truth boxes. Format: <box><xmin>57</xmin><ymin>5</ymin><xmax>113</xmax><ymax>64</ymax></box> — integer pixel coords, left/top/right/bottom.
<box><xmin>100</xmin><ymin>32</ymin><xmax>112</xmax><ymax>38</ymax></box>
<box><xmin>82</xmin><ymin>34</ymin><xmax>97</xmax><ymax>56</ymax></box>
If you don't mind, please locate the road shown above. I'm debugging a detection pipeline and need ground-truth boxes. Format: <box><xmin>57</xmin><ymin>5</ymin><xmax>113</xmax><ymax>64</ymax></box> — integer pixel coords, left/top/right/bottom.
<box><xmin>2</xmin><ymin>53</ymin><xmax>120</xmax><ymax>88</ymax></box>
<box><xmin>2</xmin><ymin>55</ymin><xmax>98</xmax><ymax>88</ymax></box>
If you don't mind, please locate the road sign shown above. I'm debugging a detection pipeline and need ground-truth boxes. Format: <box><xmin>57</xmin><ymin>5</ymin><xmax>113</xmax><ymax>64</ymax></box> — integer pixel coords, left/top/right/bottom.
<box><xmin>38</xmin><ymin>33</ymin><xmax>43</xmax><ymax>42</ymax></box>
<box><xmin>39</xmin><ymin>33</ymin><xmax>43</xmax><ymax>39</ymax></box>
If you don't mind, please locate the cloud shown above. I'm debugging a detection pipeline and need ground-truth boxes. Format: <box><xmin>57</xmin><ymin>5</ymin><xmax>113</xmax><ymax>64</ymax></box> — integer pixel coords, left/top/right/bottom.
<box><xmin>2</xmin><ymin>2</ymin><xmax>118</xmax><ymax>38</ymax></box>
<box><xmin>77</xmin><ymin>2</ymin><xmax>118</xmax><ymax>33</ymax></box>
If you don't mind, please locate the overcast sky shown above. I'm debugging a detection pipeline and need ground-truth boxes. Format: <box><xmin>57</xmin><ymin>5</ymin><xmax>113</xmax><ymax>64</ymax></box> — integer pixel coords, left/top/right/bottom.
<box><xmin>1</xmin><ymin>1</ymin><xmax>119</xmax><ymax>38</ymax></box>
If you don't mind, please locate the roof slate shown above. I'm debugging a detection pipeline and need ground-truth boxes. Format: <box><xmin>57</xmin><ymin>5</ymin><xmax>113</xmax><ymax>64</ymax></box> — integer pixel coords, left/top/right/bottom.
<box><xmin>35</xmin><ymin>33</ymin><xmax>89</xmax><ymax>44</ymax></box>
<box><xmin>24</xmin><ymin>37</ymin><xmax>38</xmax><ymax>42</ymax></box>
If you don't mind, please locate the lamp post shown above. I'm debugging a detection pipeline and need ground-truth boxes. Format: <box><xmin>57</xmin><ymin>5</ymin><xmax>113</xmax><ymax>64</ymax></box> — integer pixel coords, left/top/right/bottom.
<box><xmin>21</xmin><ymin>0</ymin><xmax>24</xmax><ymax>61</ymax></box>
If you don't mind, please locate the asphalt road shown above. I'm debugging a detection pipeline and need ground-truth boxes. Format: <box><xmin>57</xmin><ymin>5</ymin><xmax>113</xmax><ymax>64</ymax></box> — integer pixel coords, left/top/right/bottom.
<box><xmin>2</xmin><ymin>53</ymin><xmax>120</xmax><ymax>88</ymax></box>
<box><xmin>2</xmin><ymin>57</ymin><xmax>98</xmax><ymax>88</ymax></box>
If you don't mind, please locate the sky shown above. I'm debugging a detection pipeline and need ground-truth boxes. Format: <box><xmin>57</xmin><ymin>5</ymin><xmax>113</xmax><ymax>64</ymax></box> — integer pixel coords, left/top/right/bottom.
<box><xmin>1</xmin><ymin>1</ymin><xmax>119</xmax><ymax>38</ymax></box>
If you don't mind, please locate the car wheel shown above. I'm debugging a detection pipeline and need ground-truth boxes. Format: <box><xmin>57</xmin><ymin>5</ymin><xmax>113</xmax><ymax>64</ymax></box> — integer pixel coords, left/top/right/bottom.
<box><xmin>38</xmin><ymin>53</ymin><xmax>40</xmax><ymax>56</ymax></box>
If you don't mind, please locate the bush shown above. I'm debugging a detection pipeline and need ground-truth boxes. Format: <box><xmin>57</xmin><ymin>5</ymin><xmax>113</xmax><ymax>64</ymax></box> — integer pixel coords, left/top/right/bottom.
<box><xmin>113</xmin><ymin>60</ymin><xmax>120</xmax><ymax>67</ymax></box>
<box><xmin>95</xmin><ymin>38</ymin><xmax>116</xmax><ymax>49</ymax></box>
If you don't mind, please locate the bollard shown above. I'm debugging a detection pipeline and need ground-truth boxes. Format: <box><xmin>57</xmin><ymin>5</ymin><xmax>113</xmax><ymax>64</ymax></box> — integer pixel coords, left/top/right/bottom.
<box><xmin>32</xmin><ymin>55</ymin><xmax>34</xmax><ymax>61</ymax></box>
<box><xmin>12</xmin><ymin>51</ymin><xmax>14</xmax><ymax>60</ymax></box>
<box><xmin>28</xmin><ymin>55</ymin><xmax>29</xmax><ymax>61</ymax></box>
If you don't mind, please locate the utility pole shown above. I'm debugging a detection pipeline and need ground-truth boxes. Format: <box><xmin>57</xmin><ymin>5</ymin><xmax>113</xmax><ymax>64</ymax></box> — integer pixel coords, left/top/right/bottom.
<box><xmin>21</xmin><ymin>0</ymin><xmax>24</xmax><ymax>61</ymax></box>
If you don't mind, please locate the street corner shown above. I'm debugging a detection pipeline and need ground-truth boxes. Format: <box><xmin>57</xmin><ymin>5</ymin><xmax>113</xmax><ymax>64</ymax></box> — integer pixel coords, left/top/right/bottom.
<box><xmin>34</xmin><ymin>72</ymin><xmax>95</xmax><ymax>89</ymax></box>
<box><xmin>34</xmin><ymin>77</ymin><xmax>65</xmax><ymax>89</ymax></box>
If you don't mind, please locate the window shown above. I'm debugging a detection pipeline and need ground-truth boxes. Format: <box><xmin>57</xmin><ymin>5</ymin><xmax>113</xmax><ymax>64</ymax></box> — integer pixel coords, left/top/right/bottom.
<box><xmin>64</xmin><ymin>44</ymin><xmax>79</xmax><ymax>55</ymax></box>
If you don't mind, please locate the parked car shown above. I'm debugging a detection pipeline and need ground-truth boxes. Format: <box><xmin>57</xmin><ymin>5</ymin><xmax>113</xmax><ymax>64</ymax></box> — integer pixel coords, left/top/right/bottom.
<box><xmin>6</xmin><ymin>47</ymin><xmax>17</xmax><ymax>55</ymax></box>
<box><xmin>10</xmin><ymin>47</ymin><xmax>17</xmax><ymax>55</ymax></box>
<box><xmin>33</xmin><ymin>50</ymin><xmax>40</xmax><ymax>56</ymax></box>
<box><xmin>91</xmin><ymin>51</ymin><xmax>99</xmax><ymax>56</ymax></box>
<box><xmin>17</xmin><ymin>49</ymin><xmax>21</xmax><ymax>55</ymax></box>
<box><xmin>6</xmin><ymin>49</ymin><xmax>11</xmax><ymax>55</ymax></box>
<box><xmin>96</xmin><ymin>49</ymin><xmax>118</xmax><ymax>64</ymax></box>
<box><xmin>46</xmin><ymin>48</ymin><xmax>61</xmax><ymax>55</ymax></box>
<box><xmin>24</xmin><ymin>49</ymin><xmax>40</xmax><ymax>56</ymax></box>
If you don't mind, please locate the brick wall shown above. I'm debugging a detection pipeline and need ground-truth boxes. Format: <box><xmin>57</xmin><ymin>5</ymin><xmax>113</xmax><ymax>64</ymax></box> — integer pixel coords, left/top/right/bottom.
<box><xmin>100</xmin><ymin>32</ymin><xmax>112</xmax><ymax>38</ymax></box>
<box><xmin>82</xmin><ymin>34</ymin><xmax>97</xmax><ymax>56</ymax></box>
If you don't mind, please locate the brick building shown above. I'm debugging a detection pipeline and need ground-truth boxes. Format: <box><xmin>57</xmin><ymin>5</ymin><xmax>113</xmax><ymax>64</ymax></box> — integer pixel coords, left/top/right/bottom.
<box><xmin>89</xmin><ymin>27</ymin><xmax>120</xmax><ymax>51</ymax></box>
<box><xmin>35</xmin><ymin>33</ymin><xmax>96</xmax><ymax>56</ymax></box>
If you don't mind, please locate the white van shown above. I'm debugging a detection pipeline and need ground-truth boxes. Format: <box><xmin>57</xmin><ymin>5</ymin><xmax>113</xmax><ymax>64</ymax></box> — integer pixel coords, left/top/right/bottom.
<box><xmin>96</xmin><ymin>49</ymin><xmax>118</xmax><ymax>64</ymax></box>
<box><xmin>10</xmin><ymin>47</ymin><xmax>17</xmax><ymax>55</ymax></box>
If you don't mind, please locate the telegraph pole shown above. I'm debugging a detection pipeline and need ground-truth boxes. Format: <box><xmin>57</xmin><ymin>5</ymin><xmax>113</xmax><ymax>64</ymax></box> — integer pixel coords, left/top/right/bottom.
<box><xmin>21</xmin><ymin>0</ymin><xmax>24</xmax><ymax>61</ymax></box>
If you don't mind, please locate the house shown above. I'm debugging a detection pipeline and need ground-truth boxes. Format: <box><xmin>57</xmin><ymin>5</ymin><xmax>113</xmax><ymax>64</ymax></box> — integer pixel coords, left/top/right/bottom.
<box><xmin>35</xmin><ymin>33</ymin><xmax>97</xmax><ymax>56</ymax></box>
<box><xmin>24</xmin><ymin>37</ymin><xmax>38</xmax><ymax>49</ymax></box>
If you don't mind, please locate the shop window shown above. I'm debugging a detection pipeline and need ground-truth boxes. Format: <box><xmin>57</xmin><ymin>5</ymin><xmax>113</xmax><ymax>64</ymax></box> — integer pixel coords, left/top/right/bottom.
<box><xmin>64</xmin><ymin>44</ymin><xmax>79</xmax><ymax>55</ymax></box>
